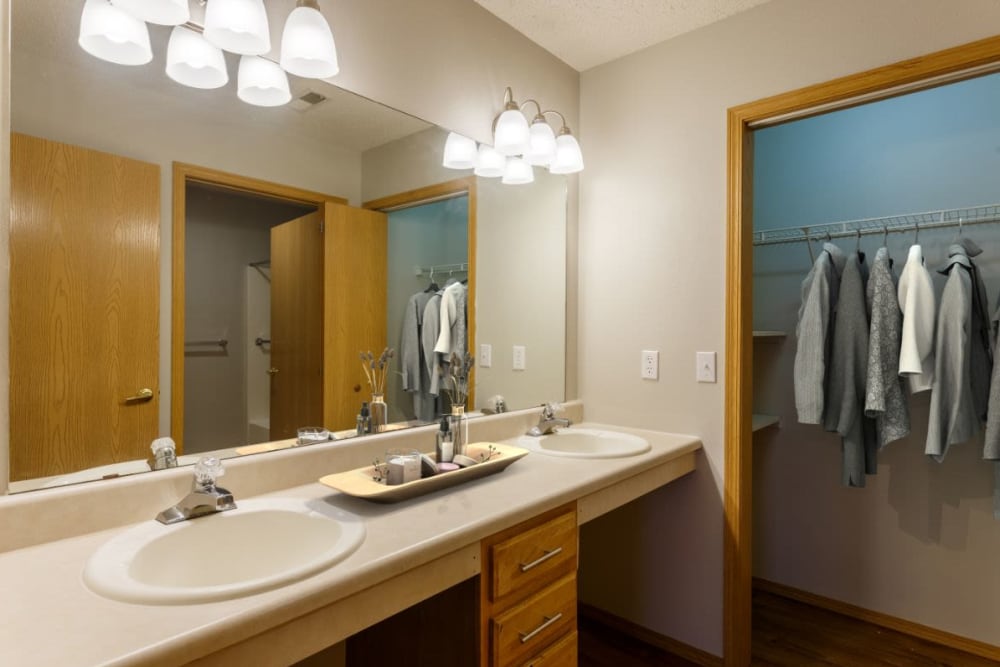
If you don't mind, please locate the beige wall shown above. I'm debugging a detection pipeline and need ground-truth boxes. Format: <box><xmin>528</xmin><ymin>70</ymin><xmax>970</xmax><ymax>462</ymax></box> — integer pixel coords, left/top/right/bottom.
<box><xmin>576</xmin><ymin>0</ymin><xmax>1000</xmax><ymax>656</ymax></box>
<box><xmin>0</xmin><ymin>0</ymin><xmax>8</xmax><ymax>495</ymax></box>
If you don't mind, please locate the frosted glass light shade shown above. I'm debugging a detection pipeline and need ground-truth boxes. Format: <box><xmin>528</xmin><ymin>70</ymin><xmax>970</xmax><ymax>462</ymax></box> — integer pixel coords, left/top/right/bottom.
<box><xmin>166</xmin><ymin>27</ymin><xmax>229</xmax><ymax>89</ymax></box>
<box><xmin>78</xmin><ymin>0</ymin><xmax>152</xmax><ymax>66</ymax></box>
<box><xmin>493</xmin><ymin>108</ymin><xmax>530</xmax><ymax>156</ymax></box>
<box><xmin>473</xmin><ymin>145</ymin><xmax>505</xmax><ymax>178</ymax></box>
<box><xmin>238</xmin><ymin>56</ymin><xmax>292</xmax><ymax>106</ymax></box>
<box><xmin>549</xmin><ymin>133</ymin><xmax>584</xmax><ymax>174</ymax></box>
<box><xmin>111</xmin><ymin>0</ymin><xmax>189</xmax><ymax>25</ymax></box>
<box><xmin>502</xmin><ymin>157</ymin><xmax>534</xmax><ymax>185</ymax></box>
<box><xmin>442</xmin><ymin>133</ymin><xmax>478</xmax><ymax>170</ymax></box>
<box><xmin>204</xmin><ymin>0</ymin><xmax>271</xmax><ymax>56</ymax></box>
<box><xmin>525</xmin><ymin>120</ymin><xmax>557</xmax><ymax>166</ymax></box>
<box><xmin>280</xmin><ymin>6</ymin><xmax>339</xmax><ymax>79</ymax></box>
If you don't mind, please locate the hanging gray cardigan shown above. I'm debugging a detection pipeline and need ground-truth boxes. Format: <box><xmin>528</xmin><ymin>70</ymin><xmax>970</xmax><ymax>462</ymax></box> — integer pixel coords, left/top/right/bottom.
<box><xmin>824</xmin><ymin>251</ymin><xmax>878</xmax><ymax>487</ymax></box>
<box><xmin>864</xmin><ymin>248</ymin><xmax>910</xmax><ymax>448</ymax></box>
<box><xmin>926</xmin><ymin>249</ymin><xmax>980</xmax><ymax>461</ymax></box>
<box><xmin>794</xmin><ymin>243</ymin><xmax>846</xmax><ymax>424</ymax></box>
<box><xmin>983</xmin><ymin>300</ymin><xmax>1000</xmax><ymax>518</ymax></box>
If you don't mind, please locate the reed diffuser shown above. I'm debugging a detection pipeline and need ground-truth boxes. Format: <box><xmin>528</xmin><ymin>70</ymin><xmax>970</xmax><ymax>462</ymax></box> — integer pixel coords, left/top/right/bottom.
<box><xmin>360</xmin><ymin>347</ymin><xmax>394</xmax><ymax>433</ymax></box>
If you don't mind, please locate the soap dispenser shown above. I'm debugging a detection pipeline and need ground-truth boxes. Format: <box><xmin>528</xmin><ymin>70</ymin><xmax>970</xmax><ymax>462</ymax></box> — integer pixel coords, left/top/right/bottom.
<box><xmin>436</xmin><ymin>416</ymin><xmax>454</xmax><ymax>463</ymax></box>
<box><xmin>357</xmin><ymin>402</ymin><xmax>371</xmax><ymax>436</ymax></box>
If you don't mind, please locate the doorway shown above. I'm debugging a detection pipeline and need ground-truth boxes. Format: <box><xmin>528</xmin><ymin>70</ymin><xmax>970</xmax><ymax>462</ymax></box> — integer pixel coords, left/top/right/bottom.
<box><xmin>724</xmin><ymin>36</ymin><xmax>1000</xmax><ymax>664</ymax></box>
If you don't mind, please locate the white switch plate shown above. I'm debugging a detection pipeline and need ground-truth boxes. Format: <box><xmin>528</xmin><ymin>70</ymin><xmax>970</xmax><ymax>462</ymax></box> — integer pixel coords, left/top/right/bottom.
<box><xmin>479</xmin><ymin>343</ymin><xmax>492</xmax><ymax>369</ymax></box>
<box><xmin>512</xmin><ymin>345</ymin><xmax>526</xmax><ymax>371</ymax></box>
<box><xmin>696</xmin><ymin>351</ymin><xmax>717</xmax><ymax>383</ymax></box>
<box><xmin>641</xmin><ymin>350</ymin><xmax>659</xmax><ymax>380</ymax></box>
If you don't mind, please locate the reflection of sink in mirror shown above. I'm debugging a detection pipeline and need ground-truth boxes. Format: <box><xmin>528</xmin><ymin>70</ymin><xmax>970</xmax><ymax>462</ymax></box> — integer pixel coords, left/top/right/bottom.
<box><xmin>83</xmin><ymin>499</ymin><xmax>365</xmax><ymax>605</ymax></box>
<box><xmin>519</xmin><ymin>427</ymin><xmax>651</xmax><ymax>459</ymax></box>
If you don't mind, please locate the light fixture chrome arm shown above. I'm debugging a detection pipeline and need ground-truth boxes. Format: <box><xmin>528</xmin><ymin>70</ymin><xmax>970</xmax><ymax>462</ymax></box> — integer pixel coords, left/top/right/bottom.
<box><xmin>296</xmin><ymin>0</ymin><xmax>321</xmax><ymax>10</ymax></box>
<box><xmin>540</xmin><ymin>109</ymin><xmax>573</xmax><ymax>135</ymax></box>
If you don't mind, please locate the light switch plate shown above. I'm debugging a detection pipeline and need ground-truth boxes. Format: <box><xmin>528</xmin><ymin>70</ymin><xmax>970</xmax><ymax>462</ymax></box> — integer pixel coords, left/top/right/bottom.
<box><xmin>641</xmin><ymin>350</ymin><xmax>659</xmax><ymax>380</ymax></box>
<box><xmin>513</xmin><ymin>345</ymin><xmax>526</xmax><ymax>371</ymax></box>
<box><xmin>696</xmin><ymin>351</ymin><xmax>717</xmax><ymax>383</ymax></box>
<box><xmin>479</xmin><ymin>344</ymin><xmax>492</xmax><ymax>369</ymax></box>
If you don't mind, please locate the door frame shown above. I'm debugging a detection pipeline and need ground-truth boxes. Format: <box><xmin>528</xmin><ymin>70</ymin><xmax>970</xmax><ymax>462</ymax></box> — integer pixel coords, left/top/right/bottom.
<box><xmin>724</xmin><ymin>35</ymin><xmax>1000</xmax><ymax>664</ymax></box>
<box><xmin>363</xmin><ymin>176</ymin><xmax>478</xmax><ymax>409</ymax></box>
<box><xmin>171</xmin><ymin>162</ymin><xmax>346</xmax><ymax>452</ymax></box>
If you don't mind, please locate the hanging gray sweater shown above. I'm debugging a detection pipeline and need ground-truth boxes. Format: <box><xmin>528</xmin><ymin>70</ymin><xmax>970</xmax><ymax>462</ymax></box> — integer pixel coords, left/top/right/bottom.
<box><xmin>864</xmin><ymin>248</ymin><xmax>910</xmax><ymax>448</ymax></box>
<box><xmin>824</xmin><ymin>251</ymin><xmax>877</xmax><ymax>487</ymax></box>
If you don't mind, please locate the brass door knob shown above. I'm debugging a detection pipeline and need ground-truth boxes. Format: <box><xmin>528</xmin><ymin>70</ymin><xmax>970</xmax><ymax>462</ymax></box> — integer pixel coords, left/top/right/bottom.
<box><xmin>125</xmin><ymin>388</ymin><xmax>154</xmax><ymax>403</ymax></box>
<box><xmin>267</xmin><ymin>368</ymin><xmax>279</xmax><ymax>375</ymax></box>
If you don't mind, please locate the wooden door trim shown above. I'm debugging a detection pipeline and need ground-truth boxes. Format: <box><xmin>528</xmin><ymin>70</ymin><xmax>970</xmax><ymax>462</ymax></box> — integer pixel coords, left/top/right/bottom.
<box><xmin>724</xmin><ymin>34</ymin><xmax>1000</xmax><ymax>665</ymax></box>
<box><xmin>171</xmin><ymin>163</ymin><xmax>346</xmax><ymax>452</ymax></box>
<box><xmin>364</xmin><ymin>177</ymin><xmax>478</xmax><ymax>409</ymax></box>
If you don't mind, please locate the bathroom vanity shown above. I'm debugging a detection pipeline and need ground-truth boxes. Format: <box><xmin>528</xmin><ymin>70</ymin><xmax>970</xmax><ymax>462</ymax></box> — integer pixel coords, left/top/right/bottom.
<box><xmin>0</xmin><ymin>405</ymin><xmax>700</xmax><ymax>666</ymax></box>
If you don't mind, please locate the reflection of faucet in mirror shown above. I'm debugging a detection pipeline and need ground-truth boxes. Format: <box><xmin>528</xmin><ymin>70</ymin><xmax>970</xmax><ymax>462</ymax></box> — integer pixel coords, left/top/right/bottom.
<box><xmin>147</xmin><ymin>437</ymin><xmax>178</xmax><ymax>471</ymax></box>
<box><xmin>156</xmin><ymin>458</ymin><xmax>236</xmax><ymax>525</ymax></box>
<box><xmin>527</xmin><ymin>403</ymin><xmax>572</xmax><ymax>436</ymax></box>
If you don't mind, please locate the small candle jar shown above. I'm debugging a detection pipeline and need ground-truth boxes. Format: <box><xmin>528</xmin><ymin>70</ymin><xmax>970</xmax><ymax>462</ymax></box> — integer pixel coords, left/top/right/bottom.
<box><xmin>385</xmin><ymin>448</ymin><xmax>421</xmax><ymax>485</ymax></box>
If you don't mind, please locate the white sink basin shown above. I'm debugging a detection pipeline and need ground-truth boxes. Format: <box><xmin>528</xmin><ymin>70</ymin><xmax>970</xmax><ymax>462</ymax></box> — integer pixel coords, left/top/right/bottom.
<box><xmin>519</xmin><ymin>427</ymin><xmax>651</xmax><ymax>459</ymax></box>
<box><xmin>83</xmin><ymin>498</ymin><xmax>365</xmax><ymax>605</ymax></box>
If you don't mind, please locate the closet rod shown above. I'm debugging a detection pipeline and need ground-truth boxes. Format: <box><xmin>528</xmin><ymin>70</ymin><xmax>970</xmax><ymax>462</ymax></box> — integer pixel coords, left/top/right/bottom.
<box><xmin>414</xmin><ymin>262</ymin><xmax>469</xmax><ymax>277</ymax></box>
<box><xmin>753</xmin><ymin>203</ymin><xmax>1000</xmax><ymax>246</ymax></box>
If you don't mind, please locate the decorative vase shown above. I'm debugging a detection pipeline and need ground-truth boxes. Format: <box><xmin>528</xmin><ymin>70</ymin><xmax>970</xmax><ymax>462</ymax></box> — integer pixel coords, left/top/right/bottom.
<box><xmin>450</xmin><ymin>404</ymin><xmax>468</xmax><ymax>457</ymax></box>
<box><xmin>370</xmin><ymin>393</ymin><xmax>388</xmax><ymax>433</ymax></box>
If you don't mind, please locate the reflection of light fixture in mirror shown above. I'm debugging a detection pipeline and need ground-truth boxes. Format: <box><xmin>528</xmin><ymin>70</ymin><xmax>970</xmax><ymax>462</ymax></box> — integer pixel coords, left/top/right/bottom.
<box><xmin>473</xmin><ymin>145</ymin><xmax>505</xmax><ymax>178</ymax></box>
<box><xmin>166</xmin><ymin>26</ymin><xmax>229</xmax><ymax>89</ymax></box>
<box><xmin>204</xmin><ymin>0</ymin><xmax>271</xmax><ymax>56</ymax></box>
<box><xmin>442</xmin><ymin>133</ymin><xmax>478</xmax><ymax>169</ymax></box>
<box><xmin>78</xmin><ymin>0</ymin><xmax>153</xmax><ymax>66</ymax></box>
<box><xmin>280</xmin><ymin>0</ymin><xmax>339</xmax><ymax>79</ymax></box>
<box><xmin>238</xmin><ymin>56</ymin><xmax>292</xmax><ymax>107</ymax></box>
<box><xmin>494</xmin><ymin>87</ymin><xmax>530</xmax><ymax>156</ymax></box>
<box><xmin>502</xmin><ymin>157</ymin><xmax>535</xmax><ymax>185</ymax></box>
<box><xmin>110</xmin><ymin>0</ymin><xmax>189</xmax><ymax>25</ymax></box>
<box><xmin>549</xmin><ymin>127</ymin><xmax>585</xmax><ymax>175</ymax></box>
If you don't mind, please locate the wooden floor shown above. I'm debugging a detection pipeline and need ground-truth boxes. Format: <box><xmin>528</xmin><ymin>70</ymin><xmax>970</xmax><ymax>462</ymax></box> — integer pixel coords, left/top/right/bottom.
<box><xmin>578</xmin><ymin>591</ymin><xmax>1000</xmax><ymax>666</ymax></box>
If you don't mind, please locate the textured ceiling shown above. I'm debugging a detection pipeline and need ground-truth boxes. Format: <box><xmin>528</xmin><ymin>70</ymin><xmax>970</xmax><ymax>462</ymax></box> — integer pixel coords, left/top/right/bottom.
<box><xmin>474</xmin><ymin>0</ymin><xmax>775</xmax><ymax>71</ymax></box>
<box><xmin>12</xmin><ymin>0</ymin><xmax>432</xmax><ymax>153</ymax></box>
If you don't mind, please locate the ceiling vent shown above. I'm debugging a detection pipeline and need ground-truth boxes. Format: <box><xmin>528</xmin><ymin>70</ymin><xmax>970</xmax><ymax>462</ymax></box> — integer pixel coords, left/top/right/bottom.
<box><xmin>290</xmin><ymin>90</ymin><xmax>328</xmax><ymax>112</ymax></box>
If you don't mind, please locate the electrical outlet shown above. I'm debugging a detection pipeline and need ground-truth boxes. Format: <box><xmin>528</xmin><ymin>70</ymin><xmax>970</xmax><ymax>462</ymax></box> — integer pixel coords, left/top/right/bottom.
<box><xmin>513</xmin><ymin>345</ymin><xmax>526</xmax><ymax>371</ymax></box>
<box><xmin>641</xmin><ymin>350</ymin><xmax>659</xmax><ymax>380</ymax></box>
<box><xmin>696</xmin><ymin>351</ymin><xmax>717</xmax><ymax>383</ymax></box>
<box><xmin>479</xmin><ymin>343</ymin><xmax>492</xmax><ymax>368</ymax></box>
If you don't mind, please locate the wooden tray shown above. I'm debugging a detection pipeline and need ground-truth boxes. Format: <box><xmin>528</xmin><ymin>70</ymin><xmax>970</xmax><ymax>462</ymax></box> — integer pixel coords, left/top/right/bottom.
<box><xmin>318</xmin><ymin>442</ymin><xmax>529</xmax><ymax>503</ymax></box>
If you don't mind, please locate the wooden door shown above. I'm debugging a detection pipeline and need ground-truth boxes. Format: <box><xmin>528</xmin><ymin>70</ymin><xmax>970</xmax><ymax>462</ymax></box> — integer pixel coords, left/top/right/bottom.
<box><xmin>324</xmin><ymin>202</ymin><xmax>388</xmax><ymax>430</ymax></box>
<box><xmin>9</xmin><ymin>133</ymin><xmax>160</xmax><ymax>481</ymax></box>
<box><xmin>270</xmin><ymin>212</ymin><xmax>324</xmax><ymax>440</ymax></box>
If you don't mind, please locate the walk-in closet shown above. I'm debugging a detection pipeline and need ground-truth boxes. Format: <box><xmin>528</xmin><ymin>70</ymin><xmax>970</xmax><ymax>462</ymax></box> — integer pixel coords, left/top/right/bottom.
<box><xmin>751</xmin><ymin>71</ymin><xmax>1000</xmax><ymax>650</ymax></box>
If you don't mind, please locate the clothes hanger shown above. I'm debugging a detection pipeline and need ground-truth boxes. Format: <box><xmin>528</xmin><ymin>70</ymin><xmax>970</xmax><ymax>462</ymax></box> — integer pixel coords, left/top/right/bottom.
<box><xmin>424</xmin><ymin>267</ymin><xmax>439</xmax><ymax>293</ymax></box>
<box><xmin>953</xmin><ymin>215</ymin><xmax>984</xmax><ymax>256</ymax></box>
<box><xmin>805</xmin><ymin>235</ymin><xmax>815</xmax><ymax>265</ymax></box>
<box><xmin>855</xmin><ymin>229</ymin><xmax>865</xmax><ymax>263</ymax></box>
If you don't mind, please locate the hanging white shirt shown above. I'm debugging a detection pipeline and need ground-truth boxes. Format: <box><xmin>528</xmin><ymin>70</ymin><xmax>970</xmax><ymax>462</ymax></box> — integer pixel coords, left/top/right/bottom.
<box><xmin>897</xmin><ymin>244</ymin><xmax>936</xmax><ymax>393</ymax></box>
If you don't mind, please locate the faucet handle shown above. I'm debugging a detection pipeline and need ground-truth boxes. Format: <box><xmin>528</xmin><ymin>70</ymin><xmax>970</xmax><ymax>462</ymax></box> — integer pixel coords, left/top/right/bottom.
<box><xmin>194</xmin><ymin>457</ymin><xmax>224</xmax><ymax>487</ymax></box>
<box><xmin>542</xmin><ymin>402</ymin><xmax>562</xmax><ymax>418</ymax></box>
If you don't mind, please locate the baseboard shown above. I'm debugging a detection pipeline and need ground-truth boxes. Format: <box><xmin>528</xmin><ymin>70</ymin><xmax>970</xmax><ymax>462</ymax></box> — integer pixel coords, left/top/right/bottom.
<box><xmin>578</xmin><ymin>603</ymin><xmax>723</xmax><ymax>666</ymax></box>
<box><xmin>753</xmin><ymin>578</ymin><xmax>1000</xmax><ymax>662</ymax></box>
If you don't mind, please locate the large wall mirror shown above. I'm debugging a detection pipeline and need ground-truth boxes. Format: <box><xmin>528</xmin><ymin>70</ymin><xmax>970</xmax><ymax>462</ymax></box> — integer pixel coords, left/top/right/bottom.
<box><xmin>7</xmin><ymin>0</ymin><xmax>567</xmax><ymax>493</ymax></box>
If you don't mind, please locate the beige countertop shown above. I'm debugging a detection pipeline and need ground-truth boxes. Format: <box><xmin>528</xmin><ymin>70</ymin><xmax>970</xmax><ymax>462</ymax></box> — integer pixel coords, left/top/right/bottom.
<box><xmin>0</xmin><ymin>422</ymin><xmax>701</xmax><ymax>667</ymax></box>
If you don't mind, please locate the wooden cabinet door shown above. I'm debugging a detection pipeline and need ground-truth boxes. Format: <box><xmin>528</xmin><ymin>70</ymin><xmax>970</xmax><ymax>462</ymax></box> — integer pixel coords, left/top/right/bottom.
<box><xmin>9</xmin><ymin>133</ymin><xmax>160</xmax><ymax>481</ymax></box>
<box><xmin>270</xmin><ymin>212</ymin><xmax>324</xmax><ymax>440</ymax></box>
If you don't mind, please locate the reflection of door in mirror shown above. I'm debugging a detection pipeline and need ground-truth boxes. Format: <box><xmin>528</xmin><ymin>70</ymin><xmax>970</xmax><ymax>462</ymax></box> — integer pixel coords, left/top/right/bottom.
<box><xmin>9</xmin><ymin>133</ymin><xmax>160</xmax><ymax>481</ymax></box>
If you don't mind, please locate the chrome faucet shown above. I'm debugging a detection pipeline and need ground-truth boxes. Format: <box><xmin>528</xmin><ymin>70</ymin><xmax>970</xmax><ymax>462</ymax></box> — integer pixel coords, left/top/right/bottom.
<box><xmin>156</xmin><ymin>457</ymin><xmax>236</xmax><ymax>525</ymax></box>
<box><xmin>527</xmin><ymin>403</ymin><xmax>572</xmax><ymax>436</ymax></box>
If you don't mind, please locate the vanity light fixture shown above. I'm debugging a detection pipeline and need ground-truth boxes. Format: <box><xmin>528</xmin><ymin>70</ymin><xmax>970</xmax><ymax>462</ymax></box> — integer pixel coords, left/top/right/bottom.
<box><xmin>280</xmin><ymin>0</ymin><xmax>340</xmax><ymax>79</ymax></box>
<box><xmin>110</xmin><ymin>0</ymin><xmax>189</xmax><ymax>26</ymax></box>
<box><xmin>442</xmin><ymin>132</ymin><xmax>479</xmax><ymax>169</ymax></box>
<box><xmin>203</xmin><ymin>0</ymin><xmax>271</xmax><ymax>56</ymax></box>
<box><xmin>165</xmin><ymin>25</ymin><xmax>229</xmax><ymax>89</ymax></box>
<box><xmin>78</xmin><ymin>0</ymin><xmax>153</xmax><ymax>66</ymax></box>
<box><xmin>238</xmin><ymin>55</ymin><xmax>293</xmax><ymax>107</ymax></box>
<box><xmin>442</xmin><ymin>87</ymin><xmax>584</xmax><ymax>181</ymax></box>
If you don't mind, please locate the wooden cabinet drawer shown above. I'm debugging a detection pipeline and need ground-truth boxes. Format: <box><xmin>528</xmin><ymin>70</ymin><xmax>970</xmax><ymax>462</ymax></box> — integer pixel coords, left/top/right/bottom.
<box><xmin>521</xmin><ymin>630</ymin><xmax>577</xmax><ymax>667</ymax></box>
<box><xmin>491</xmin><ymin>573</ymin><xmax>577</xmax><ymax>667</ymax></box>
<box><xmin>490</xmin><ymin>510</ymin><xmax>577</xmax><ymax>602</ymax></box>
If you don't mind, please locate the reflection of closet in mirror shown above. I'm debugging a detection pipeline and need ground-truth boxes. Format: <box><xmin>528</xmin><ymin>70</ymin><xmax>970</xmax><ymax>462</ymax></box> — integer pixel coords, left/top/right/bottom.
<box><xmin>750</xmin><ymin>72</ymin><xmax>1000</xmax><ymax>649</ymax></box>
<box><xmin>182</xmin><ymin>182</ymin><xmax>315</xmax><ymax>454</ymax></box>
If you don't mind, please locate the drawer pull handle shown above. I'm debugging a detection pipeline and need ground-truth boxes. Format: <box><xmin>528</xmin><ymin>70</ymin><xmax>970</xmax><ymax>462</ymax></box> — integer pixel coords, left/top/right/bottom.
<box><xmin>519</xmin><ymin>547</ymin><xmax>563</xmax><ymax>572</ymax></box>
<box><xmin>519</xmin><ymin>612</ymin><xmax>563</xmax><ymax>644</ymax></box>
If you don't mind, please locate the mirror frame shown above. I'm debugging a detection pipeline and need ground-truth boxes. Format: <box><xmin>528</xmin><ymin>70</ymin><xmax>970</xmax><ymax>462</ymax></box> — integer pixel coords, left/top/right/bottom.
<box><xmin>170</xmin><ymin>162</ymin><xmax>348</xmax><ymax>452</ymax></box>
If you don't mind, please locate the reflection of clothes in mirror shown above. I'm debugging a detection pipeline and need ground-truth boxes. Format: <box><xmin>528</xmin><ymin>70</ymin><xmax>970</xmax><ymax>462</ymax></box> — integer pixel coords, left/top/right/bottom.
<box><xmin>400</xmin><ymin>290</ymin><xmax>437</xmax><ymax>422</ymax></box>
<box><xmin>435</xmin><ymin>282</ymin><xmax>468</xmax><ymax>362</ymax></box>
<box><xmin>422</xmin><ymin>293</ymin><xmax>443</xmax><ymax>397</ymax></box>
<box><xmin>864</xmin><ymin>247</ymin><xmax>909</xmax><ymax>449</ymax></box>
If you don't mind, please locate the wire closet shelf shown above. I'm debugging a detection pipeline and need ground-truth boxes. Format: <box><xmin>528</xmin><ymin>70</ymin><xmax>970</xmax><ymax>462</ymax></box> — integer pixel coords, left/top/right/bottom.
<box><xmin>752</xmin><ymin>203</ymin><xmax>1000</xmax><ymax>246</ymax></box>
